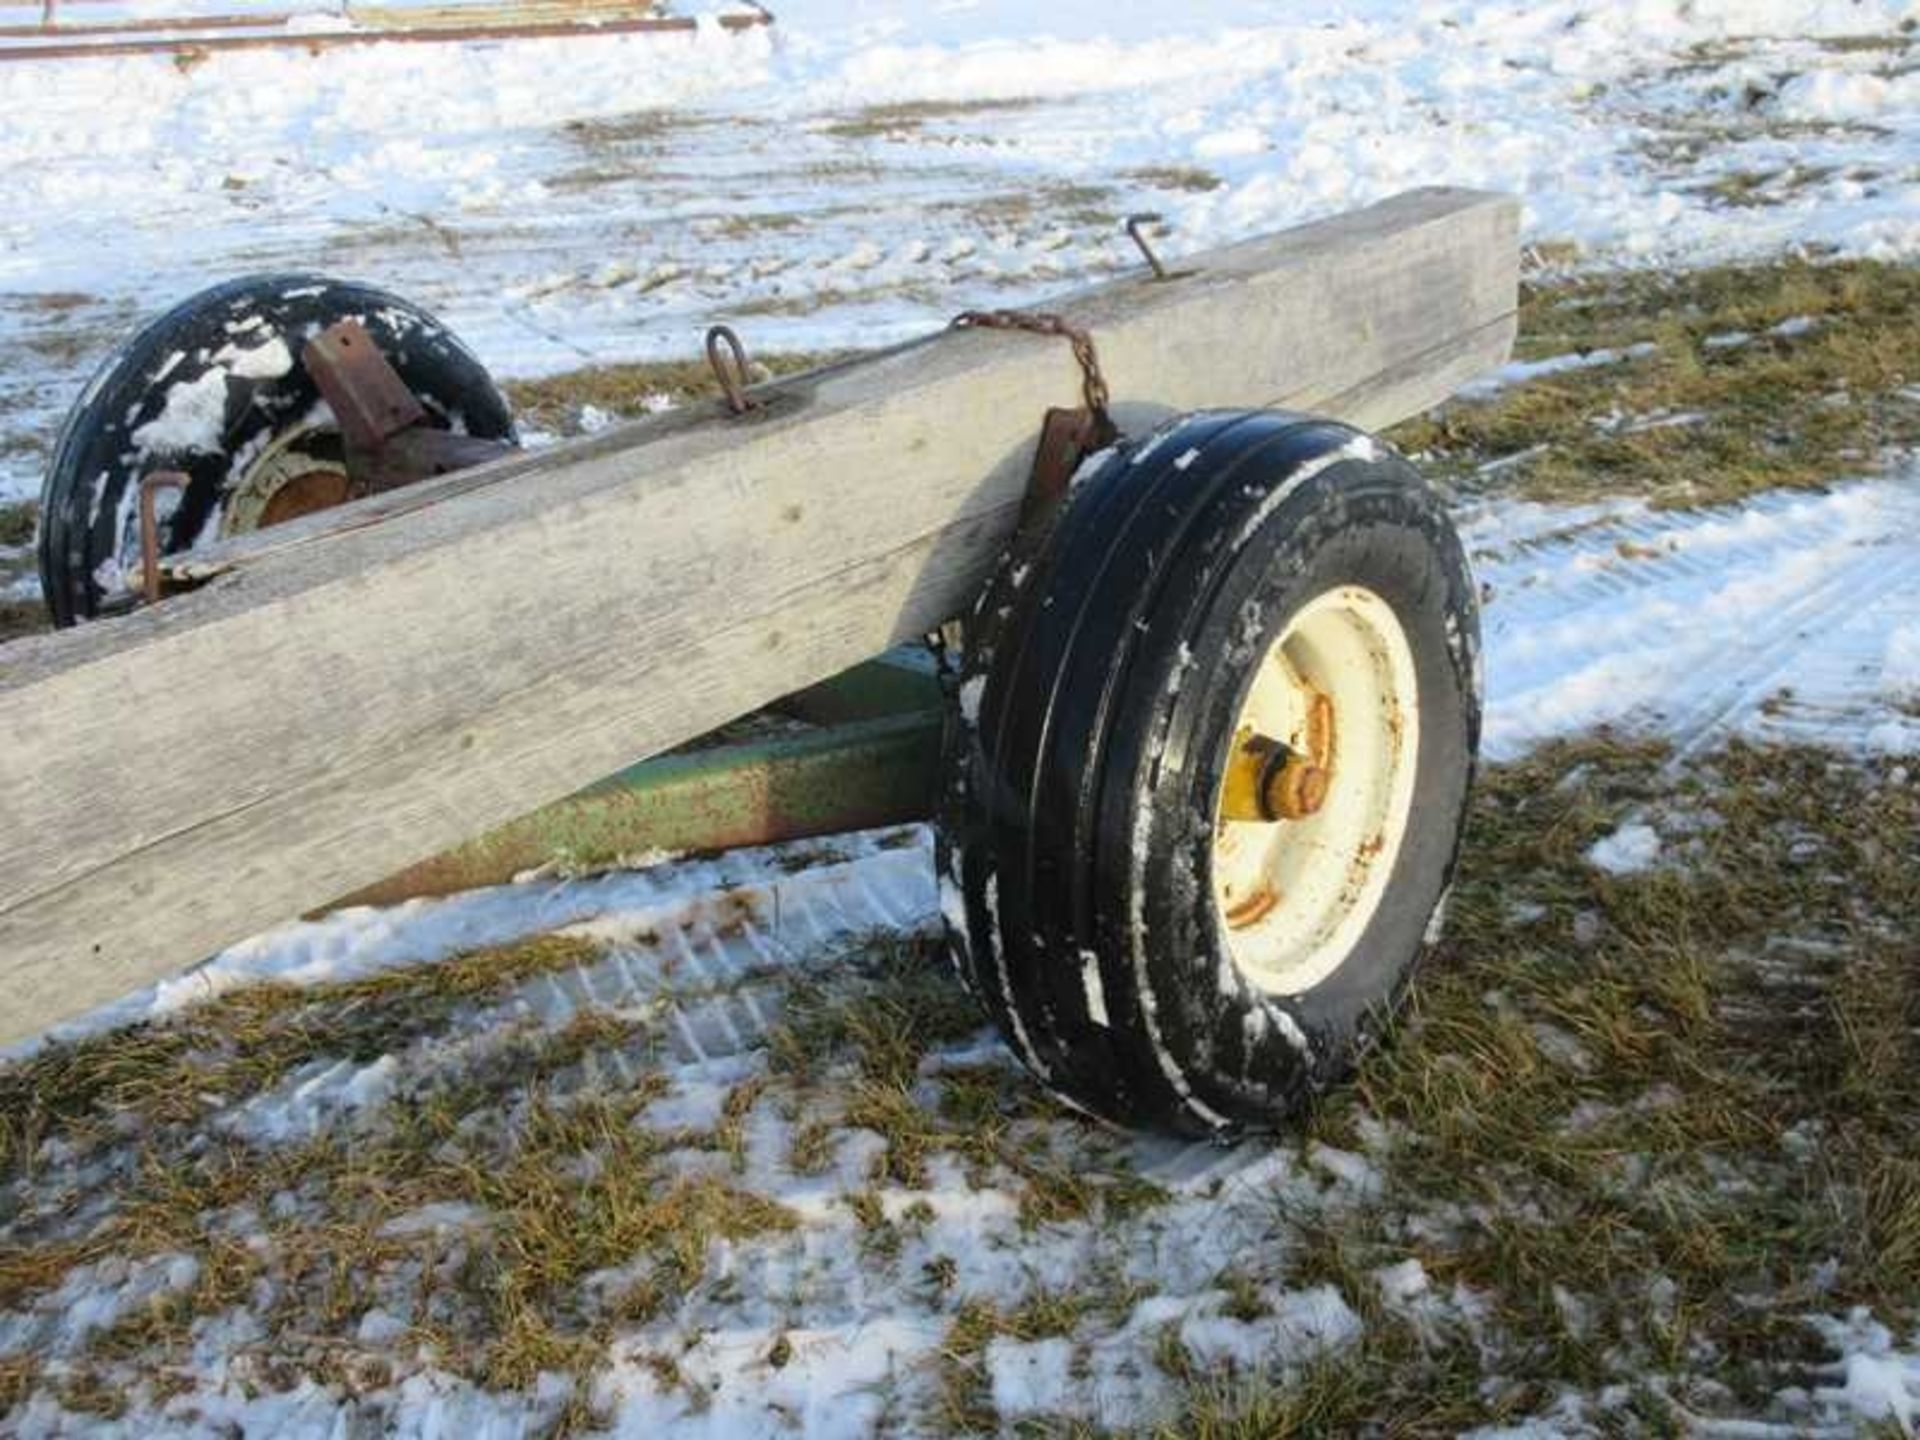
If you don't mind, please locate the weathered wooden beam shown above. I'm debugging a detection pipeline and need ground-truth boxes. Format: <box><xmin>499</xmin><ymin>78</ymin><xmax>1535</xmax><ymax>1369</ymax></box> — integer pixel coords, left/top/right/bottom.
<box><xmin>0</xmin><ymin>186</ymin><xmax>1518</xmax><ymax>1045</ymax></box>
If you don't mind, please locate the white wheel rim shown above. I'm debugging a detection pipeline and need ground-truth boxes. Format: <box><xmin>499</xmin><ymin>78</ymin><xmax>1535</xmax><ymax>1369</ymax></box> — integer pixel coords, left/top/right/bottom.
<box><xmin>1210</xmin><ymin>584</ymin><xmax>1420</xmax><ymax>996</ymax></box>
<box><xmin>218</xmin><ymin>415</ymin><xmax>347</xmax><ymax>539</ymax></box>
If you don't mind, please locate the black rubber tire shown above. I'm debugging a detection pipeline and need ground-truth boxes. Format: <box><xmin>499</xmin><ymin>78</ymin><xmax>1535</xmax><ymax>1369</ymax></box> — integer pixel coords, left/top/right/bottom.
<box><xmin>936</xmin><ymin>410</ymin><xmax>1482</xmax><ymax>1139</ymax></box>
<box><xmin>36</xmin><ymin>273</ymin><xmax>514</xmax><ymax>627</ymax></box>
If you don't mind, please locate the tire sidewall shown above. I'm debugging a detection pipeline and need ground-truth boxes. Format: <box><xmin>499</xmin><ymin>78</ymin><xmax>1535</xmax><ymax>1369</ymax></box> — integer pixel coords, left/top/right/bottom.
<box><xmin>1116</xmin><ymin>447</ymin><xmax>1480</xmax><ymax>1126</ymax></box>
<box><xmin>36</xmin><ymin>274</ymin><xmax>512</xmax><ymax>626</ymax></box>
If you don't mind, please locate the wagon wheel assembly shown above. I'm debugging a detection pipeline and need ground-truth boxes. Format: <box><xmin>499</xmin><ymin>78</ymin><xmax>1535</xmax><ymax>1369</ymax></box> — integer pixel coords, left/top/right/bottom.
<box><xmin>36</xmin><ymin>274</ymin><xmax>517</xmax><ymax>625</ymax></box>
<box><xmin>938</xmin><ymin>405</ymin><xmax>1480</xmax><ymax>1138</ymax></box>
<box><xmin>33</xmin><ymin>216</ymin><xmax>1485</xmax><ymax>1137</ymax></box>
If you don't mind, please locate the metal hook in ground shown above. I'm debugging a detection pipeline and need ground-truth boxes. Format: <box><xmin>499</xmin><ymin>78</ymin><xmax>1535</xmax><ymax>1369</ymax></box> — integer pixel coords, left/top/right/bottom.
<box><xmin>1124</xmin><ymin>212</ymin><xmax>1168</xmax><ymax>280</ymax></box>
<box><xmin>705</xmin><ymin>324</ymin><xmax>758</xmax><ymax>415</ymax></box>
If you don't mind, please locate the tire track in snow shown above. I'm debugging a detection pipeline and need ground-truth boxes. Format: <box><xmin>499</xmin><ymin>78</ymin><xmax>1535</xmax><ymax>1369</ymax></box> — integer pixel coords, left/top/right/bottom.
<box><xmin>1470</xmin><ymin>473</ymin><xmax>1920</xmax><ymax>762</ymax></box>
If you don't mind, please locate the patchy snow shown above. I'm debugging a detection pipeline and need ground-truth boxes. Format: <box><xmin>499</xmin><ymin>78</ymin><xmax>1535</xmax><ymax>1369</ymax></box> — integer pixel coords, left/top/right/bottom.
<box><xmin>1587</xmin><ymin>821</ymin><xmax>1661</xmax><ymax>876</ymax></box>
<box><xmin>0</xmin><ymin>920</ymin><xmax>1383</xmax><ymax>1435</ymax></box>
<box><xmin>1801</xmin><ymin>1310</ymin><xmax>1920</xmax><ymax>1435</ymax></box>
<box><xmin>129</xmin><ymin>369</ymin><xmax>229</xmax><ymax>456</ymax></box>
<box><xmin>212</xmin><ymin>335</ymin><xmax>294</xmax><ymax>380</ymax></box>
<box><xmin>223</xmin><ymin>1052</ymin><xmax>400</xmax><ymax>1142</ymax></box>
<box><xmin>988</xmin><ymin>1336</ymin><xmax>1077</xmax><ymax>1418</ymax></box>
<box><xmin>1456</xmin><ymin>342</ymin><xmax>1658</xmax><ymax>399</ymax></box>
<box><xmin>2</xmin><ymin>826</ymin><xmax>939</xmax><ymax>1063</ymax></box>
<box><xmin>1885</xmin><ymin>622</ymin><xmax>1920</xmax><ymax>699</ymax></box>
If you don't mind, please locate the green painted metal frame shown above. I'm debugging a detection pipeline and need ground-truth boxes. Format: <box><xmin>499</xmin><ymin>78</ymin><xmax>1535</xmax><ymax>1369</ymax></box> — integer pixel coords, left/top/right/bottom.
<box><xmin>327</xmin><ymin>653</ymin><xmax>944</xmax><ymax>909</ymax></box>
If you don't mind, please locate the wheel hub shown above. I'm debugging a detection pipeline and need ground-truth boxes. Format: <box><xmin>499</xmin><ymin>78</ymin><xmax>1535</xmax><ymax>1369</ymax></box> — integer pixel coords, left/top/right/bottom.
<box><xmin>1219</xmin><ymin>689</ymin><xmax>1336</xmax><ymax>824</ymax></box>
<box><xmin>1211</xmin><ymin>585</ymin><xmax>1421</xmax><ymax>996</ymax></box>
<box><xmin>219</xmin><ymin>420</ymin><xmax>350</xmax><ymax>539</ymax></box>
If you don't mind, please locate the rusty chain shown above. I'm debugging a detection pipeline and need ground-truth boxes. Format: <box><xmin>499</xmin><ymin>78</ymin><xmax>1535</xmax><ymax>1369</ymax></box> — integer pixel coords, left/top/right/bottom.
<box><xmin>950</xmin><ymin>309</ymin><xmax>1112</xmax><ymax>425</ymax></box>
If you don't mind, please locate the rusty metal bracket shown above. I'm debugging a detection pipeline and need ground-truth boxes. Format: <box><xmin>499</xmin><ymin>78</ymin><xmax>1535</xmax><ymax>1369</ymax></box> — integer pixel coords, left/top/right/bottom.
<box><xmin>302</xmin><ymin>320</ymin><xmax>427</xmax><ymax>452</ymax></box>
<box><xmin>1024</xmin><ymin>406</ymin><xmax>1114</xmax><ymax>521</ymax></box>
<box><xmin>138</xmin><ymin>470</ymin><xmax>190</xmax><ymax>605</ymax></box>
<box><xmin>706</xmin><ymin>324</ymin><xmax>759</xmax><ymax>416</ymax></box>
<box><xmin>300</xmin><ymin>319</ymin><xmax>516</xmax><ymax>499</ymax></box>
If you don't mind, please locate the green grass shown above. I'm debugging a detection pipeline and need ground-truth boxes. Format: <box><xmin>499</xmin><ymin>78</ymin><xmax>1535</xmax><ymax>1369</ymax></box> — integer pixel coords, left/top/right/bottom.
<box><xmin>1388</xmin><ymin>257</ymin><xmax>1920</xmax><ymax>507</ymax></box>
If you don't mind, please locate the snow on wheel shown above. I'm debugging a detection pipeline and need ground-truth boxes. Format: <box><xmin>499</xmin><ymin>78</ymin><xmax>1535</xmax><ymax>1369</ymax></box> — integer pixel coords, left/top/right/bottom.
<box><xmin>36</xmin><ymin>274</ymin><xmax>514</xmax><ymax>627</ymax></box>
<box><xmin>938</xmin><ymin>410</ymin><xmax>1481</xmax><ymax>1138</ymax></box>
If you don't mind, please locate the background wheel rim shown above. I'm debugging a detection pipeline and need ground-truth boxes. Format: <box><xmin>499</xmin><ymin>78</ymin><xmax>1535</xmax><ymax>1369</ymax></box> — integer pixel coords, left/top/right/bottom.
<box><xmin>218</xmin><ymin>414</ymin><xmax>349</xmax><ymax>539</ymax></box>
<box><xmin>1210</xmin><ymin>584</ymin><xmax>1421</xmax><ymax>996</ymax></box>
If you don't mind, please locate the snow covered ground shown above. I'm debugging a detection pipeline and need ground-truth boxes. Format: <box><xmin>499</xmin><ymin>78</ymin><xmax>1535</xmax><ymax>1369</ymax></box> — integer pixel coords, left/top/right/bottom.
<box><xmin>5</xmin><ymin>459</ymin><xmax>1918</xmax><ymax>1436</ymax></box>
<box><xmin>6</xmin><ymin>1</ymin><xmax>1920</xmax><ymax>1435</ymax></box>
<box><xmin>3</xmin><ymin>0</ymin><xmax>1920</xmax><ymax>502</ymax></box>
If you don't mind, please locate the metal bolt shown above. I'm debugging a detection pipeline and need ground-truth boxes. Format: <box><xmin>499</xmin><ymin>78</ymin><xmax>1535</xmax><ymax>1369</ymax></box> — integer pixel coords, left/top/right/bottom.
<box><xmin>1219</xmin><ymin>729</ymin><xmax>1332</xmax><ymax>823</ymax></box>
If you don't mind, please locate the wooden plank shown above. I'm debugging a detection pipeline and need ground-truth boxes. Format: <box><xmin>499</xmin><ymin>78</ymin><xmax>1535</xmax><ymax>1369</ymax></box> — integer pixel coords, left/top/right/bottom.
<box><xmin>0</xmin><ymin>186</ymin><xmax>1518</xmax><ymax>1045</ymax></box>
<box><xmin>0</xmin><ymin>4</ymin><xmax>764</xmax><ymax>59</ymax></box>
<box><xmin>0</xmin><ymin>2</ymin><xmax>659</xmax><ymax>41</ymax></box>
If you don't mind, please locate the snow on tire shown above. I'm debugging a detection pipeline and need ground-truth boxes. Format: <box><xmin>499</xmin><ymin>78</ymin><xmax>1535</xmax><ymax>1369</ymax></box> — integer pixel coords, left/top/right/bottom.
<box><xmin>937</xmin><ymin>410</ymin><xmax>1482</xmax><ymax>1138</ymax></box>
<box><xmin>36</xmin><ymin>274</ymin><xmax>514</xmax><ymax>627</ymax></box>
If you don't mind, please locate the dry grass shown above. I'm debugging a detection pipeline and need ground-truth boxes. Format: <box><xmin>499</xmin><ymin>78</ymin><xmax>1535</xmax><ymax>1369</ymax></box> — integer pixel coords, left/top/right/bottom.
<box><xmin>0</xmin><ymin>599</ymin><xmax>45</xmax><ymax>646</ymax></box>
<box><xmin>947</xmin><ymin>181</ymin><xmax>1118</xmax><ymax>230</ymax></box>
<box><xmin>768</xmin><ymin>931</ymin><xmax>982</xmax><ymax>1090</ymax></box>
<box><xmin>1695</xmin><ymin>163</ymin><xmax>1839</xmax><ymax>208</ymax></box>
<box><xmin>1</xmin><ymin>736</ymin><xmax>1914</xmax><ymax>1431</ymax></box>
<box><xmin>0</xmin><ymin>934</ymin><xmax>603</xmax><ymax>1187</ymax></box>
<box><xmin>1169</xmin><ymin>735</ymin><xmax>1920</xmax><ymax>1432</ymax></box>
<box><xmin>1121</xmin><ymin>165</ymin><xmax>1225</xmax><ymax>194</ymax></box>
<box><xmin>0</xmin><ymin>930</ymin><xmax>996</xmax><ymax>1421</ymax></box>
<box><xmin>939</xmin><ymin>1289</ymin><xmax>1092</xmax><ymax>1431</ymax></box>
<box><xmin>0</xmin><ymin>501</ymin><xmax>41</xmax><ymax>645</ymax></box>
<box><xmin>1388</xmin><ymin>257</ymin><xmax>1920</xmax><ymax>507</ymax></box>
<box><xmin>4</xmin><ymin>1007</ymin><xmax>792</xmax><ymax>1414</ymax></box>
<box><xmin>0</xmin><ymin>500</ymin><xmax>34</xmax><ymax>549</ymax></box>
<box><xmin>820</xmin><ymin>97</ymin><xmax>1040</xmax><ymax>141</ymax></box>
<box><xmin>504</xmin><ymin>349</ymin><xmax>853</xmax><ymax>436</ymax></box>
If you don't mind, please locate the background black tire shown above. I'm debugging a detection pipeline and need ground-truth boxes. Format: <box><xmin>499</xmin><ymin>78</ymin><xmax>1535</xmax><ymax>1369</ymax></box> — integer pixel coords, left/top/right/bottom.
<box><xmin>937</xmin><ymin>410</ymin><xmax>1482</xmax><ymax>1138</ymax></box>
<box><xmin>36</xmin><ymin>274</ymin><xmax>513</xmax><ymax>627</ymax></box>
